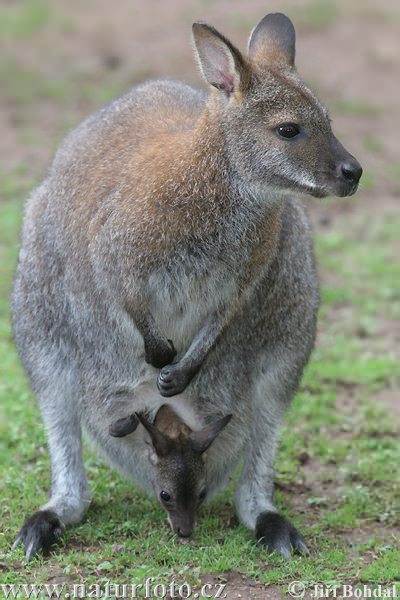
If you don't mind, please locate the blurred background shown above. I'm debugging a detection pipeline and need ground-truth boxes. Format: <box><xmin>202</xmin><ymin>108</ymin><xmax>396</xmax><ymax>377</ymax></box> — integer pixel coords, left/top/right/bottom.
<box><xmin>1</xmin><ymin>0</ymin><xmax>399</xmax><ymax>196</ymax></box>
<box><xmin>0</xmin><ymin>0</ymin><xmax>399</xmax><ymax>590</ymax></box>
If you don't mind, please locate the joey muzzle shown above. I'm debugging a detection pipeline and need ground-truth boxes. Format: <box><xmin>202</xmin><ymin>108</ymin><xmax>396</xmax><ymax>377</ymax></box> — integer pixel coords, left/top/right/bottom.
<box><xmin>169</xmin><ymin>513</ymin><xmax>195</xmax><ymax>538</ymax></box>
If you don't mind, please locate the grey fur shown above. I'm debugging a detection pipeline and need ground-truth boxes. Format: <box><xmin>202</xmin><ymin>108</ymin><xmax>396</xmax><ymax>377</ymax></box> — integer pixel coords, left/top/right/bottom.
<box><xmin>11</xmin><ymin>13</ymin><xmax>361</xmax><ymax>559</ymax></box>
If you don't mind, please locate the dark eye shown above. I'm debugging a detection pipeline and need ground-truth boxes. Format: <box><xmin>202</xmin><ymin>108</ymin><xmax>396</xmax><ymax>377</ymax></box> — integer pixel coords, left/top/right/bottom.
<box><xmin>277</xmin><ymin>123</ymin><xmax>300</xmax><ymax>139</ymax></box>
<box><xmin>160</xmin><ymin>491</ymin><xmax>171</xmax><ymax>502</ymax></box>
<box><xmin>199</xmin><ymin>489</ymin><xmax>206</xmax><ymax>501</ymax></box>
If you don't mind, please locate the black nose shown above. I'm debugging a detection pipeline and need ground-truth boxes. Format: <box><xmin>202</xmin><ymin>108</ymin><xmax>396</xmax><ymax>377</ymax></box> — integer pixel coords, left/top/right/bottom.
<box><xmin>177</xmin><ymin>527</ymin><xmax>192</xmax><ymax>538</ymax></box>
<box><xmin>339</xmin><ymin>160</ymin><xmax>363</xmax><ymax>184</ymax></box>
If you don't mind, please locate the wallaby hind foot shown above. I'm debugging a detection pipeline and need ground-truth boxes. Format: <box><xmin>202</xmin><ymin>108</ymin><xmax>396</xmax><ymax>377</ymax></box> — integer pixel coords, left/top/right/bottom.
<box><xmin>13</xmin><ymin>511</ymin><xmax>63</xmax><ymax>560</ymax></box>
<box><xmin>255</xmin><ymin>512</ymin><xmax>309</xmax><ymax>559</ymax></box>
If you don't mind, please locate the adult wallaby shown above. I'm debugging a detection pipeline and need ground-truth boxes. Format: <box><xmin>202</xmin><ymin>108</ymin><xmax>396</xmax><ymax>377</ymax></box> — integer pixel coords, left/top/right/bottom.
<box><xmin>11</xmin><ymin>13</ymin><xmax>362</xmax><ymax>560</ymax></box>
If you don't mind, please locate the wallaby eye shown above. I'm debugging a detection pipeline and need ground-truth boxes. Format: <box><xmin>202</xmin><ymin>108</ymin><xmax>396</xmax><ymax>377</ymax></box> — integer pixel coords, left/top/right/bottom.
<box><xmin>199</xmin><ymin>489</ymin><xmax>207</xmax><ymax>501</ymax></box>
<box><xmin>160</xmin><ymin>491</ymin><xmax>171</xmax><ymax>502</ymax></box>
<box><xmin>277</xmin><ymin>123</ymin><xmax>300</xmax><ymax>139</ymax></box>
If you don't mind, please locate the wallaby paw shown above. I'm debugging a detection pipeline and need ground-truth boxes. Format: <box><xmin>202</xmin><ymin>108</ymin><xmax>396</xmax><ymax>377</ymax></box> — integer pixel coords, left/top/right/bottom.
<box><xmin>145</xmin><ymin>339</ymin><xmax>176</xmax><ymax>369</ymax></box>
<box><xmin>157</xmin><ymin>363</ymin><xmax>192</xmax><ymax>397</ymax></box>
<box><xmin>255</xmin><ymin>511</ymin><xmax>309</xmax><ymax>559</ymax></box>
<box><xmin>13</xmin><ymin>510</ymin><xmax>63</xmax><ymax>560</ymax></box>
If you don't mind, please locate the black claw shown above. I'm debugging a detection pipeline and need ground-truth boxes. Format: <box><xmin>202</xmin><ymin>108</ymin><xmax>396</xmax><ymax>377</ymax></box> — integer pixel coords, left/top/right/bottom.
<box><xmin>255</xmin><ymin>511</ymin><xmax>308</xmax><ymax>559</ymax></box>
<box><xmin>167</xmin><ymin>339</ymin><xmax>176</xmax><ymax>355</ymax></box>
<box><xmin>13</xmin><ymin>510</ymin><xmax>63</xmax><ymax>560</ymax></box>
<box><xmin>159</xmin><ymin>373</ymin><xmax>171</xmax><ymax>382</ymax></box>
<box><xmin>289</xmin><ymin>525</ymin><xmax>309</xmax><ymax>555</ymax></box>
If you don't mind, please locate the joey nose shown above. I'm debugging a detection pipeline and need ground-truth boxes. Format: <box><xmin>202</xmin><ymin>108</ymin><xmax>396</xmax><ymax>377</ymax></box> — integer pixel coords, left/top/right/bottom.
<box><xmin>177</xmin><ymin>526</ymin><xmax>192</xmax><ymax>538</ymax></box>
<box><xmin>339</xmin><ymin>160</ymin><xmax>363</xmax><ymax>184</ymax></box>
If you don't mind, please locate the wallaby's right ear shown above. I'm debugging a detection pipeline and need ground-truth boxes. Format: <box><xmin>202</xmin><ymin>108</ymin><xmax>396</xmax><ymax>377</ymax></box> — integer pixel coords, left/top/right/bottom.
<box><xmin>192</xmin><ymin>22</ymin><xmax>250</xmax><ymax>96</ymax></box>
<box><xmin>190</xmin><ymin>414</ymin><xmax>232</xmax><ymax>454</ymax></box>
<box><xmin>248</xmin><ymin>13</ymin><xmax>296</xmax><ymax>70</ymax></box>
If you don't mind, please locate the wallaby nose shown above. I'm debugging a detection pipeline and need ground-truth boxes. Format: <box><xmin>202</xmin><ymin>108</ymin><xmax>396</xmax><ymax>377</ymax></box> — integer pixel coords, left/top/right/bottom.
<box><xmin>176</xmin><ymin>526</ymin><xmax>193</xmax><ymax>538</ymax></box>
<box><xmin>339</xmin><ymin>160</ymin><xmax>363</xmax><ymax>184</ymax></box>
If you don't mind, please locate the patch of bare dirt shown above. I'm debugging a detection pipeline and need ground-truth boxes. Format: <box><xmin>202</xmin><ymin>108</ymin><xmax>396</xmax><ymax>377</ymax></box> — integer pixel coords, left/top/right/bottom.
<box><xmin>197</xmin><ymin>572</ymin><xmax>285</xmax><ymax>600</ymax></box>
<box><xmin>374</xmin><ymin>387</ymin><xmax>400</xmax><ymax>417</ymax></box>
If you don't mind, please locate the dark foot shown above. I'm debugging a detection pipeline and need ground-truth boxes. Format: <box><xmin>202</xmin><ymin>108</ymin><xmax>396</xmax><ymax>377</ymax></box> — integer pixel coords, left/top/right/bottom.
<box><xmin>255</xmin><ymin>511</ymin><xmax>309</xmax><ymax>559</ymax></box>
<box><xmin>157</xmin><ymin>362</ymin><xmax>195</xmax><ymax>397</ymax></box>
<box><xmin>145</xmin><ymin>339</ymin><xmax>176</xmax><ymax>369</ymax></box>
<box><xmin>13</xmin><ymin>510</ymin><xmax>63</xmax><ymax>560</ymax></box>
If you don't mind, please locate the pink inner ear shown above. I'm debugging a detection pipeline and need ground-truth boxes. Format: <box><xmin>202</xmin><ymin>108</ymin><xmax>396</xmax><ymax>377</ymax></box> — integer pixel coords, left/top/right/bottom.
<box><xmin>217</xmin><ymin>69</ymin><xmax>234</xmax><ymax>94</ymax></box>
<box><xmin>203</xmin><ymin>41</ymin><xmax>236</xmax><ymax>94</ymax></box>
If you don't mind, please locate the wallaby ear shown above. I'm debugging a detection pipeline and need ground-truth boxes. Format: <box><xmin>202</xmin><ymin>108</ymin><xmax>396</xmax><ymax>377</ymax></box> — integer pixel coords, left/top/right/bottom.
<box><xmin>192</xmin><ymin>22</ymin><xmax>250</xmax><ymax>96</ymax></box>
<box><xmin>135</xmin><ymin>411</ymin><xmax>172</xmax><ymax>457</ymax></box>
<box><xmin>109</xmin><ymin>414</ymin><xmax>138</xmax><ymax>438</ymax></box>
<box><xmin>248</xmin><ymin>13</ymin><xmax>296</xmax><ymax>69</ymax></box>
<box><xmin>190</xmin><ymin>414</ymin><xmax>232</xmax><ymax>455</ymax></box>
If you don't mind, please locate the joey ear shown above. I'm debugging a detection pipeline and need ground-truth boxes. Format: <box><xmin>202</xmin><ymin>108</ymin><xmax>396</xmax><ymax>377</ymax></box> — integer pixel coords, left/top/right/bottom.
<box><xmin>192</xmin><ymin>22</ymin><xmax>250</xmax><ymax>96</ymax></box>
<box><xmin>135</xmin><ymin>412</ymin><xmax>172</xmax><ymax>457</ymax></box>
<box><xmin>154</xmin><ymin>404</ymin><xmax>192</xmax><ymax>439</ymax></box>
<box><xmin>190</xmin><ymin>414</ymin><xmax>232</xmax><ymax>455</ymax></box>
<box><xmin>109</xmin><ymin>414</ymin><xmax>139</xmax><ymax>438</ymax></box>
<box><xmin>248</xmin><ymin>13</ymin><xmax>296</xmax><ymax>69</ymax></box>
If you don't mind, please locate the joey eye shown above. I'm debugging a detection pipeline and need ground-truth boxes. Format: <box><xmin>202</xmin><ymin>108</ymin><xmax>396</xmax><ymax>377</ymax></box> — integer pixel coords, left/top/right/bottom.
<box><xmin>277</xmin><ymin>123</ymin><xmax>301</xmax><ymax>139</ymax></box>
<box><xmin>160</xmin><ymin>491</ymin><xmax>171</xmax><ymax>502</ymax></box>
<box><xmin>199</xmin><ymin>489</ymin><xmax>207</xmax><ymax>501</ymax></box>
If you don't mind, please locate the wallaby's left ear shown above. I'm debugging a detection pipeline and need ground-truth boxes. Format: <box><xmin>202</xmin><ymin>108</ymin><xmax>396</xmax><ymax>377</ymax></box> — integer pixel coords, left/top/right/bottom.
<box><xmin>192</xmin><ymin>22</ymin><xmax>250</xmax><ymax>96</ymax></box>
<box><xmin>190</xmin><ymin>414</ymin><xmax>232</xmax><ymax>454</ymax></box>
<box><xmin>248</xmin><ymin>13</ymin><xmax>296</xmax><ymax>69</ymax></box>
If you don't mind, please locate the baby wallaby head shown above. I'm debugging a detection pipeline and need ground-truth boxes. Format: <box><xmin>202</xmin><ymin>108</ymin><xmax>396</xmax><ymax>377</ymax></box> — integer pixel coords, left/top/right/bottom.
<box><xmin>192</xmin><ymin>13</ymin><xmax>362</xmax><ymax>199</ymax></box>
<box><xmin>110</xmin><ymin>405</ymin><xmax>231</xmax><ymax>538</ymax></box>
<box><xmin>138</xmin><ymin>405</ymin><xmax>231</xmax><ymax>537</ymax></box>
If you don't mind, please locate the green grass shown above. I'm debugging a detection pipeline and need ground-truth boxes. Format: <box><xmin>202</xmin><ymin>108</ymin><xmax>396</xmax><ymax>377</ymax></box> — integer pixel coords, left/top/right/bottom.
<box><xmin>332</xmin><ymin>98</ymin><xmax>383</xmax><ymax>117</ymax></box>
<box><xmin>363</xmin><ymin>135</ymin><xmax>385</xmax><ymax>154</ymax></box>
<box><xmin>0</xmin><ymin>0</ymin><xmax>52</xmax><ymax>39</ymax></box>
<box><xmin>0</xmin><ymin>190</ymin><xmax>399</xmax><ymax>595</ymax></box>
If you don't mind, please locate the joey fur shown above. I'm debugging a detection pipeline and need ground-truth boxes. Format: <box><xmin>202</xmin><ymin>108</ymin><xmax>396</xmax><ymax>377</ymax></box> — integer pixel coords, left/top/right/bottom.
<box><xmin>11</xmin><ymin>13</ymin><xmax>362</xmax><ymax>560</ymax></box>
<box><xmin>109</xmin><ymin>404</ymin><xmax>231</xmax><ymax>538</ymax></box>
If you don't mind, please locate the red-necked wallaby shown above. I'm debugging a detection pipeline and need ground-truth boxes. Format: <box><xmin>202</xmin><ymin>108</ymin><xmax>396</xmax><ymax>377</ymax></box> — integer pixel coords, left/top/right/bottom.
<box><xmin>12</xmin><ymin>13</ymin><xmax>362</xmax><ymax>560</ymax></box>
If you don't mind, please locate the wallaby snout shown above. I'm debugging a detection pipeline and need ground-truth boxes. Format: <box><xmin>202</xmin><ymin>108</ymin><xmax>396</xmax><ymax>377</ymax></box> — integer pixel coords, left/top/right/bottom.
<box><xmin>169</xmin><ymin>514</ymin><xmax>194</xmax><ymax>538</ymax></box>
<box><xmin>336</xmin><ymin>157</ymin><xmax>363</xmax><ymax>196</ymax></box>
<box><xmin>334</xmin><ymin>148</ymin><xmax>363</xmax><ymax>197</ymax></box>
<box><xmin>319</xmin><ymin>135</ymin><xmax>363</xmax><ymax>198</ymax></box>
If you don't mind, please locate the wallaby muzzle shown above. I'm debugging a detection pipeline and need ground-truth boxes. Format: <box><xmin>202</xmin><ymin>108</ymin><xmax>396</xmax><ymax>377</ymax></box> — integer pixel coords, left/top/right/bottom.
<box><xmin>169</xmin><ymin>513</ymin><xmax>195</xmax><ymax>538</ymax></box>
<box><xmin>324</xmin><ymin>135</ymin><xmax>363</xmax><ymax>197</ymax></box>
